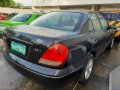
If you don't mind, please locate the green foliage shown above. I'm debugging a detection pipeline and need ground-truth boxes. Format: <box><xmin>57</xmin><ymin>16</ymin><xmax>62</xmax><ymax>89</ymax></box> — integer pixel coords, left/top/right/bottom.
<box><xmin>0</xmin><ymin>0</ymin><xmax>15</xmax><ymax>7</ymax></box>
<box><xmin>15</xmin><ymin>3</ymin><xmax>23</xmax><ymax>8</ymax></box>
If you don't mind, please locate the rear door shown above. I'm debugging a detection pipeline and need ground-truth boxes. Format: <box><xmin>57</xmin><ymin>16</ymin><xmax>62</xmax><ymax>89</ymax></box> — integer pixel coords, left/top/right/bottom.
<box><xmin>70</xmin><ymin>21</ymin><xmax>91</xmax><ymax>68</ymax></box>
<box><xmin>97</xmin><ymin>13</ymin><xmax>113</xmax><ymax>46</ymax></box>
<box><xmin>90</xmin><ymin>13</ymin><xmax>106</xmax><ymax>56</ymax></box>
<box><xmin>88</xmin><ymin>19</ymin><xmax>96</xmax><ymax>45</ymax></box>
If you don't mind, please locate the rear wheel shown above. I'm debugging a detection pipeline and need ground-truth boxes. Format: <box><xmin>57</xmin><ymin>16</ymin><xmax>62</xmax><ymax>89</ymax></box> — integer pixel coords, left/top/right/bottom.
<box><xmin>79</xmin><ymin>54</ymin><xmax>94</xmax><ymax>84</ymax></box>
<box><xmin>107</xmin><ymin>38</ymin><xmax>114</xmax><ymax>50</ymax></box>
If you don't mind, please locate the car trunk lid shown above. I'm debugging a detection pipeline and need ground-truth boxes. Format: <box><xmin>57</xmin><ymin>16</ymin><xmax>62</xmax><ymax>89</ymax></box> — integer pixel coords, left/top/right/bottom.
<box><xmin>3</xmin><ymin>25</ymin><xmax>71</xmax><ymax>64</ymax></box>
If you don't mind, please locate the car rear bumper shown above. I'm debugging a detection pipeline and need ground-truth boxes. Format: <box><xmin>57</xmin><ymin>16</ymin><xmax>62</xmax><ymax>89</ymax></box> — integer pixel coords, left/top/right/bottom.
<box><xmin>3</xmin><ymin>50</ymin><xmax>83</xmax><ymax>80</ymax></box>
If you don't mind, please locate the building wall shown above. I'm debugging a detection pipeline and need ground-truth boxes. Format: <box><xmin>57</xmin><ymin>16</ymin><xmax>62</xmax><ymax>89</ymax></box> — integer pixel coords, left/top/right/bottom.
<box><xmin>32</xmin><ymin>0</ymin><xmax>120</xmax><ymax>12</ymax></box>
<box><xmin>0</xmin><ymin>7</ymin><xmax>33</xmax><ymax>14</ymax></box>
<box><xmin>32</xmin><ymin>0</ymin><xmax>120</xmax><ymax>6</ymax></box>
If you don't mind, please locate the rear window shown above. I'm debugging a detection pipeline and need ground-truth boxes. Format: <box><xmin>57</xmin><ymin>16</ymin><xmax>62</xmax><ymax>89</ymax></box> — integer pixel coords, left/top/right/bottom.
<box><xmin>30</xmin><ymin>12</ymin><xmax>82</xmax><ymax>31</ymax></box>
<box><xmin>90</xmin><ymin>14</ymin><xmax>102</xmax><ymax>31</ymax></box>
<box><xmin>97</xmin><ymin>14</ymin><xmax>108</xmax><ymax>30</ymax></box>
<box><xmin>10</xmin><ymin>14</ymin><xmax>31</xmax><ymax>22</ymax></box>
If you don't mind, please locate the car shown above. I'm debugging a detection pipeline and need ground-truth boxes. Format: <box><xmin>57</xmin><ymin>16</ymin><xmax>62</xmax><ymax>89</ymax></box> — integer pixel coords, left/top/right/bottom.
<box><xmin>7</xmin><ymin>13</ymin><xmax>17</xmax><ymax>20</ymax></box>
<box><xmin>0</xmin><ymin>13</ymin><xmax>7</xmax><ymax>20</ymax></box>
<box><xmin>113</xmin><ymin>23</ymin><xmax>120</xmax><ymax>42</ymax></box>
<box><xmin>114</xmin><ymin>30</ymin><xmax>120</xmax><ymax>42</ymax></box>
<box><xmin>0</xmin><ymin>15</ymin><xmax>6</xmax><ymax>20</ymax></box>
<box><xmin>2</xmin><ymin>10</ymin><xmax>114</xmax><ymax>84</ymax></box>
<box><xmin>100</xmin><ymin>12</ymin><xmax>120</xmax><ymax>42</ymax></box>
<box><xmin>101</xmin><ymin>12</ymin><xmax>118</xmax><ymax>26</ymax></box>
<box><xmin>0</xmin><ymin>13</ymin><xmax>42</xmax><ymax>35</ymax></box>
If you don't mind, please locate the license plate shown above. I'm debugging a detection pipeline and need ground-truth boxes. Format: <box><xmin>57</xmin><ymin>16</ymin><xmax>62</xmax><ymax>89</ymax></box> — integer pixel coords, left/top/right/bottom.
<box><xmin>11</xmin><ymin>41</ymin><xmax>26</xmax><ymax>55</ymax></box>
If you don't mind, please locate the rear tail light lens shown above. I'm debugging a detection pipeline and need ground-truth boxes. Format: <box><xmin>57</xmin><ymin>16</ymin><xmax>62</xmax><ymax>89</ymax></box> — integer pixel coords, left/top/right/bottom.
<box><xmin>38</xmin><ymin>44</ymin><xmax>68</xmax><ymax>67</ymax></box>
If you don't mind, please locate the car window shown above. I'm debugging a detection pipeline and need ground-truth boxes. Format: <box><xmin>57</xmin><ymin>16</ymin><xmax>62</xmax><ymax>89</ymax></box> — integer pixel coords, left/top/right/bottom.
<box><xmin>10</xmin><ymin>14</ymin><xmax>32</xmax><ymax>22</ymax></box>
<box><xmin>88</xmin><ymin>19</ymin><xmax>94</xmax><ymax>32</ymax></box>
<box><xmin>90</xmin><ymin>14</ymin><xmax>102</xmax><ymax>31</ymax></box>
<box><xmin>30</xmin><ymin>12</ymin><xmax>82</xmax><ymax>31</ymax></box>
<box><xmin>97</xmin><ymin>14</ymin><xmax>108</xmax><ymax>30</ymax></box>
<box><xmin>80</xmin><ymin>22</ymin><xmax>89</xmax><ymax>34</ymax></box>
<box><xmin>7</xmin><ymin>13</ymin><xmax>17</xmax><ymax>19</ymax></box>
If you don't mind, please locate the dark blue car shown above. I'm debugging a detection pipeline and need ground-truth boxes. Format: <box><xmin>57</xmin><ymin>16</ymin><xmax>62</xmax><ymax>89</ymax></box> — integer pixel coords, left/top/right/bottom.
<box><xmin>2</xmin><ymin>10</ymin><xmax>114</xmax><ymax>84</ymax></box>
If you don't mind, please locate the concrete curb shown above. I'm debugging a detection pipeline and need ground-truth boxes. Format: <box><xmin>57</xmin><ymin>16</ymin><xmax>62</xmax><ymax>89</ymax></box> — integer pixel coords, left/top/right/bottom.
<box><xmin>109</xmin><ymin>71</ymin><xmax>112</xmax><ymax>90</ymax></box>
<box><xmin>109</xmin><ymin>66</ymin><xmax>120</xmax><ymax>90</ymax></box>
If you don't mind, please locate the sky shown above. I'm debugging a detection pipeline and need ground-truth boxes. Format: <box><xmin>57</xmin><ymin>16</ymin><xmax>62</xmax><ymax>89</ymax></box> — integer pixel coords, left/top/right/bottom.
<box><xmin>13</xmin><ymin>0</ymin><xmax>32</xmax><ymax>6</ymax></box>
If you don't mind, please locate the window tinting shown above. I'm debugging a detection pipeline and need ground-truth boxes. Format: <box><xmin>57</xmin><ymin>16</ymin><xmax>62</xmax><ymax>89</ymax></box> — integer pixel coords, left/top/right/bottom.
<box><xmin>90</xmin><ymin>14</ymin><xmax>102</xmax><ymax>31</ymax></box>
<box><xmin>80</xmin><ymin>22</ymin><xmax>89</xmax><ymax>34</ymax></box>
<box><xmin>97</xmin><ymin>14</ymin><xmax>108</xmax><ymax>30</ymax></box>
<box><xmin>88</xmin><ymin>19</ymin><xmax>94</xmax><ymax>32</ymax></box>
<box><xmin>10</xmin><ymin>14</ymin><xmax>31</xmax><ymax>22</ymax></box>
<box><xmin>30</xmin><ymin>12</ymin><xmax>82</xmax><ymax>31</ymax></box>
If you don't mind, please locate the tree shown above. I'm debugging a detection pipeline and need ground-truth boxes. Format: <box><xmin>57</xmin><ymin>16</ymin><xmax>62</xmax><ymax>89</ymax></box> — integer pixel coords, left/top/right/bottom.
<box><xmin>0</xmin><ymin>0</ymin><xmax>15</xmax><ymax>8</ymax></box>
<box><xmin>8</xmin><ymin>0</ymin><xmax>15</xmax><ymax>7</ymax></box>
<box><xmin>15</xmin><ymin>3</ymin><xmax>23</xmax><ymax>8</ymax></box>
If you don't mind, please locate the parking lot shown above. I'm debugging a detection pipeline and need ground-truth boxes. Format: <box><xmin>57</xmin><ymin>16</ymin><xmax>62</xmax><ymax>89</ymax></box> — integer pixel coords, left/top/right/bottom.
<box><xmin>0</xmin><ymin>39</ymin><xmax>120</xmax><ymax>90</ymax></box>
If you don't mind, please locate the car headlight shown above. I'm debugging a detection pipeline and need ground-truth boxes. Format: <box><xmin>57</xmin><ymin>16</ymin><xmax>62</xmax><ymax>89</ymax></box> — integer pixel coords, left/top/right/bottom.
<box><xmin>0</xmin><ymin>25</ymin><xmax>6</xmax><ymax>30</ymax></box>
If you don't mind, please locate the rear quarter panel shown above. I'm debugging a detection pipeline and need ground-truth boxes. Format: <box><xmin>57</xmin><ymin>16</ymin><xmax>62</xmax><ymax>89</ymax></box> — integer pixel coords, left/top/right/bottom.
<box><xmin>56</xmin><ymin>33</ymin><xmax>92</xmax><ymax>69</ymax></box>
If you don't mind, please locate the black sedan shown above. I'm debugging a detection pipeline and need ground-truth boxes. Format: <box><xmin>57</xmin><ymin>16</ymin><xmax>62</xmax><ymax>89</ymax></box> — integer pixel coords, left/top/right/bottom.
<box><xmin>2</xmin><ymin>11</ymin><xmax>114</xmax><ymax>84</ymax></box>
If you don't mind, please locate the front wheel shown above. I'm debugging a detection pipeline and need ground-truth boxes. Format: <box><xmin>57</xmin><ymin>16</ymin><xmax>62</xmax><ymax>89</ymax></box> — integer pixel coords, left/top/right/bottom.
<box><xmin>79</xmin><ymin>55</ymin><xmax>94</xmax><ymax>84</ymax></box>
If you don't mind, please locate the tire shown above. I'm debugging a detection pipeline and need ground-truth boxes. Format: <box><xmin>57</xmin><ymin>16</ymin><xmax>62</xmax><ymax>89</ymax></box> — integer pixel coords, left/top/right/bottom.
<box><xmin>79</xmin><ymin>54</ymin><xmax>94</xmax><ymax>84</ymax></box>
<box><xmin>107</xmin><ymin>38</ymin><xmax>114</xmax><ymax>50</ymax></box>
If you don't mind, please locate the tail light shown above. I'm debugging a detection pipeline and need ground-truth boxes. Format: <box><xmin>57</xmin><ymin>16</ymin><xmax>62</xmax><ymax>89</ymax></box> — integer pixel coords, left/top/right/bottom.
<box><xmin>38</xmin><ymin>44</ymin><xmax>68</xmax><ymax>67</ymax></box>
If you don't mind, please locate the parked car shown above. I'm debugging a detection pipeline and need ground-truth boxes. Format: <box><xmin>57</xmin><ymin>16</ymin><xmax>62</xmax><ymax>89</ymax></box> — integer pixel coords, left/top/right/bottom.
<box><xmin>7</xmin><ymin>13</ymin><xmax>17</xmax><ymax>20</ymax></box>
<box><xmin>0</xmin><ymin>13</ymin><xmax>7</xmax><ymax>20</ymax></box>
<box><xmin>0</xmin><ymin>15</ymin><xmax>6</xmax><ymax>20</ymax></box>
<box><xmin>114</xmin><ymin>30</ymin><xmax>120</xmax><ymax>42</ymax></box>
<box><xmin>100</xmin><ymin>12</ymin><xmax>120</xmax><ymax>26</ymax></box>
<box><xmin>0</xmin><ymin>13</ymin><xmax>42</xmax><ymax>35</ymax></box>
<box><xmin>100</xmin><ymin>12</ymin><xmax>120</xmax><ymax>42</ymax></box>
<box><xmin>2</xmin><ymin>11</ymin><xmax>114</xmax><ymax>84</ymax></box>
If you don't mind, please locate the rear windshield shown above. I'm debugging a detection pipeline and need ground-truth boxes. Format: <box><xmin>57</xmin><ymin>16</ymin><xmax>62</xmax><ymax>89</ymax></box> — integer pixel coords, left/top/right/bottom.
<box><xmin>30</xmin><ymin>12</ymin><xmax>82</xmax><ymax>31</ymax></box>
<box><xmin>10</xmin><ymin>14</ymin><xmax>31</xmax><ymax>22</ymax></box>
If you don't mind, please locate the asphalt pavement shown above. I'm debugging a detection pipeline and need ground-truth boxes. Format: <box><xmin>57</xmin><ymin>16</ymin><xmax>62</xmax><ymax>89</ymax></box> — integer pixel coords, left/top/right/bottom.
<box><xmin>0</xmin><ymin>39</ymin><xmax>120</xmax><ymax>90</ymax></box>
